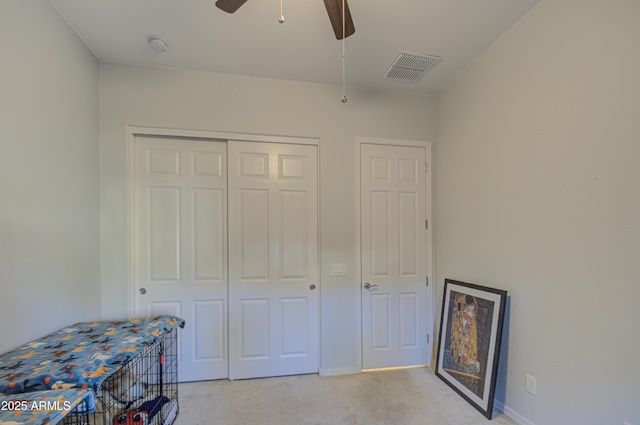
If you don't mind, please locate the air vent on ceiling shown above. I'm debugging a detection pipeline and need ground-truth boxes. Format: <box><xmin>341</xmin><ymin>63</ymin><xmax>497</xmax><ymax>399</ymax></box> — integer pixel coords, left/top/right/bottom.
<box><xmin>384</xmin><ymin>52</ymin><xmax>441</xmax><ymax>83</ymax></box>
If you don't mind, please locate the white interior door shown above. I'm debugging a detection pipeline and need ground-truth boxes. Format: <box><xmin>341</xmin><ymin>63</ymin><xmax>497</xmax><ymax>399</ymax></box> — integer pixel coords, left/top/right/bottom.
<box><xmin>361</xmin><ymin>143</ymin><xmax>428</xmax><ymax>370</ymax></box>
<box><xmin>133</xmin><ymin>136</ymin><xmax>228</xmax><ymax>382</ymax></box>
<box><xmin>228</xmin><ymin>141</ymin><xmax>319</xmax><ymax>380</ymax></box>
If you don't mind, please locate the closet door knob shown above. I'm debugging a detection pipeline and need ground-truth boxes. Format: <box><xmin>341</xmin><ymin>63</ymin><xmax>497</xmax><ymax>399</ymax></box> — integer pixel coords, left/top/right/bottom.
<box><xmin>309</xmin><ymin>284</ymin><xmax>316</xmax><ymax>290</ymax></box>
<box><xmin>139</xmin><ymin>288</ymin><xmax>147</xmax><ymax>295</ymax></box>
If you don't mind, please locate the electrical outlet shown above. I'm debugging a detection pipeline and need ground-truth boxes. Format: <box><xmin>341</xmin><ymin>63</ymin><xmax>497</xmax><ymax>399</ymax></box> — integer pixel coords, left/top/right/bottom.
<box><xmin>525</xmin><ymin>374</ymin><xmax>537</xmax><ymax>395</ymax></box>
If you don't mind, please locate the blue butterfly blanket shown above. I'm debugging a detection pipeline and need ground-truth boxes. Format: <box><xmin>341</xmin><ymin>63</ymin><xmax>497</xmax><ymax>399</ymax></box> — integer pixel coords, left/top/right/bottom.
<box><xmin>0</xmin><ymin>316</ymin><xmax>184</xmax><ymax>398</ymax></box>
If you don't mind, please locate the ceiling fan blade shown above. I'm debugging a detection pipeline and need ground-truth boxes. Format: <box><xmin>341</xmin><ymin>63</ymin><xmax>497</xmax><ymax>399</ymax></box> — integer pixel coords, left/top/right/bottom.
<box><xmin>215</xmin><ymin>0</ymin><xmax>249</xmax><ymax>14</ymax></box>
<box><xmin>323</xmin><ymin>0</ymin><xmax>355</xmax><ymax>40</ymax></box>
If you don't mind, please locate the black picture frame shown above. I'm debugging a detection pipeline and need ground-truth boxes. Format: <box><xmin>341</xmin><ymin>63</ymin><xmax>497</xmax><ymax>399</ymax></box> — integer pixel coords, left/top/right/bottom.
<box><xmin>435</xmin><ymin>279</ymin><xmax>507</xmax><ymax>419</ymax></box>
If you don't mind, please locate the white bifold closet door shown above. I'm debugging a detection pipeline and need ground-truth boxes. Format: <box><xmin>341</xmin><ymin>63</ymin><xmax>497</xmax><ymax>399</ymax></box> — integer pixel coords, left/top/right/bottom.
<box><xmin>134</xmin><ymin>136</ymin><xmax>319</xmax><ymax>382</ymax></box>
<box><xmin>134</xmin><ymin>136</ymin><xmax>228</xmax><ymax>382</ymax></box>
<box><xmin>227</xmin><ymin>141</ymin><xmax>319</xmax><ymax>380</ymax></box>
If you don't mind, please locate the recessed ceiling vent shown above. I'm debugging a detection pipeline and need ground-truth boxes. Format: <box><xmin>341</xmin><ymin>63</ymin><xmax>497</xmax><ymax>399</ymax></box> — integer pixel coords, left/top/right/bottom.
<box><xmin>384</xmin><ymin>52</ymin><xmax>441</xmax><ymax>83</ymax></box>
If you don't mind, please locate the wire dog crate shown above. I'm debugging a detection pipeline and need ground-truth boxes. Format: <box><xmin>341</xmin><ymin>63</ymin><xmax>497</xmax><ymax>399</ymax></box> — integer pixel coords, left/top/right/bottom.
<box><xmin>64</xmin><ymin>328</ymin><xmax>179</xmax><ymax>425</ymax></box>
<box><xmin>60</xmin><ymin>396</ymin><xmax>92</xmax><ymax>425</ymax></box>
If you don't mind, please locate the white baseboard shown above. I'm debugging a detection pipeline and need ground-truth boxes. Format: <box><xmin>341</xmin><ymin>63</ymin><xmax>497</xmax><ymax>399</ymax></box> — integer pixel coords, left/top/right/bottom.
<box><xmin>318</xmin><ymin>367</ymin><xmax>361</xmax><ymax>377</ymax></box>
<box><xmin>494</xmin><ymin>401</ymin><xmax>536</xmax><ymax>425</ymax></box>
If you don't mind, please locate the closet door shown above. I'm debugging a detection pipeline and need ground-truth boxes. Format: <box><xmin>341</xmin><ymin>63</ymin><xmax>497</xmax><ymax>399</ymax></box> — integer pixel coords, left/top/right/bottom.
<box><xmin>133</xmin><ymin>136</ymin><xmax>228</xmax><ymax>382</ymax></box>
<box><xmin>228</xmin><ymin>141</ymin><xmax>319</xmax><ymax>380</ymax></box>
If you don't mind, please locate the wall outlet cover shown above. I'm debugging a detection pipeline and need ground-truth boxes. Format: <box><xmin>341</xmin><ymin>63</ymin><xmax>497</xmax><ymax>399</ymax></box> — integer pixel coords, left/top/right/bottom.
<box><xmin>525</xmin><ymin>374</ymin><xmax>537</xmax><ymax>396</ymax></box>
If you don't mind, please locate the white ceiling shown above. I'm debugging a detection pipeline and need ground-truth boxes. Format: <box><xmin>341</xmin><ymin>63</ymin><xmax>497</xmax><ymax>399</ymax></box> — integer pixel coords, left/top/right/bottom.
<box><xmin>49</xmin><ymin>0</ymin><xmax>540</xmax><ymax>96</ymax></box>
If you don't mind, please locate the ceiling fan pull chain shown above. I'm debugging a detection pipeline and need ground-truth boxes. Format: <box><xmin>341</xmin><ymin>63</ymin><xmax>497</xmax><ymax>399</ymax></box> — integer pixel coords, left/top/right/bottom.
<box><xmin>278</xmin><ymin>0</ymin><xmax>284</xmax><ymax>23</ymax></box>
<box><xmin>341</xmin><ymin>0</ymin><xmax>347</xmax><ymax>103</ymax></box>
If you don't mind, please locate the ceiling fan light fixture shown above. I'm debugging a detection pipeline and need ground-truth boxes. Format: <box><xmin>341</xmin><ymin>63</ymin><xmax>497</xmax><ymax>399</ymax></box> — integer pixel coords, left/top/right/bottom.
<box><xmin>384</xmin><ymin>52</ymin><xmax>441</xmax><ymax>83</ymax></box>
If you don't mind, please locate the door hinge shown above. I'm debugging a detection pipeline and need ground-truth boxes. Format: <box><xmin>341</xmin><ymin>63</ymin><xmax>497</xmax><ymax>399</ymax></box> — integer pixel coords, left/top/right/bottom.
<box><xmin>426</xmin><ymin>277</ymin><xmax>429</xmax><ymax>287</ymax></box>
<box><xmin>427</xmin><ymin>334</ymin><xmax>430</xmax><ymax>344</ymax></box>
<box><xmin>425</xmin><ymin>162</ymin><xmax>429</xmax><ymax>173</ymax></box>
<box><xmin>425</xmin><ymin>220</ymin><xmax>428</xmax><ymax>230</ymax></box>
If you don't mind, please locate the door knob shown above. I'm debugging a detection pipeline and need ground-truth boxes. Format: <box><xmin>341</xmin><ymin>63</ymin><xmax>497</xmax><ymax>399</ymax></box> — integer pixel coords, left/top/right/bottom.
<box><xmin>363</xmin><ymin>282</ymin><xmax>378</xmax><ymax>290</ymax></box>
<box><xmin>309</xmin><ymin>284</ymin><xmax>316</xmax><ymax>290</ymax></box>
<box><xmin>139</xmin><ymin>288</ymin><xmax>147</xmax><ymax>295</ymax></box>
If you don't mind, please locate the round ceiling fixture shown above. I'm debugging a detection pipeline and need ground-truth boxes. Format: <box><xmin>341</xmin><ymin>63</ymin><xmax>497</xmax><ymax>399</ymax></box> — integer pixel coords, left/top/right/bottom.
<box><xmin>149</xmin><ymin>37</ymin><xmax>168</xmax><ymax>52</ymax></box>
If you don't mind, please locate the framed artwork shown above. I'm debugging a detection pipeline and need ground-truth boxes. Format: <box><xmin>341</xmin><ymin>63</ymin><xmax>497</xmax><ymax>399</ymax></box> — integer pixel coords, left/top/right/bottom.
<box><xmin>435</xmin><ymin>279</ymin><xmax>507</xmax><ymax>419</ymax></box>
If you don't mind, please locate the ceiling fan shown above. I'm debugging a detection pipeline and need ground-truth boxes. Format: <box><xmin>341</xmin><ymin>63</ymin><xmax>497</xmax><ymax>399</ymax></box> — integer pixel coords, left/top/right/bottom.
<box><xmin>214</xmin><ymin>0</ymin><xmax>356</xmax><ymax>40</ymax></box>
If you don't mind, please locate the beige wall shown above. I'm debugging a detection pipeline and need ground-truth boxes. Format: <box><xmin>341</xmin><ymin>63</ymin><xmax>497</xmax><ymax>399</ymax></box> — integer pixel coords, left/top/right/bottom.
<box><xmin>0</xmin><ymin>1</ymin><xmax>101</xmax><ymax>353</ymax></box>
<box><xmin>435</xmin><ymin>1</ymin><xmax>640</xmax><ymax>424</ymax></box>
<box><xmin>98</xmin><ymin>63</ymin><xmax>435</xmax><ymax>373</ymax></box>
<box><xmin>8</xmin><ymin>2</ymin><xmax>635</xmax><ymax>422</ymax></box>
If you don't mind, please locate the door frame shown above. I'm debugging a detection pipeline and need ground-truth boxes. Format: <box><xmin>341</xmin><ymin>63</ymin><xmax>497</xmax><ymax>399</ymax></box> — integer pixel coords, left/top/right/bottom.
<box><xmin>354</xmin><ymin>136</ymin><xmax>435</xmax><ymax>371</ymax></box>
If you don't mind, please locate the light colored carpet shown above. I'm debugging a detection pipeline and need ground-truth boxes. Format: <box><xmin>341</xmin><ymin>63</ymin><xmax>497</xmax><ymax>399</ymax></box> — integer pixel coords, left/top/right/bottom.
<box><xmin>173</xmin><ymin>367</ymin><xmax>517</xmax><ymax>425</ymax></box>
